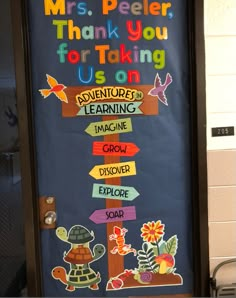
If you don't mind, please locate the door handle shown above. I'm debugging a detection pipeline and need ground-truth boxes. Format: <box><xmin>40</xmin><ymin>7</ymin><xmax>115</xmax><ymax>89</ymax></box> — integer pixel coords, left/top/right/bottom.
<box><xmin>40</xmin><ymin>196</ymin><xmax>57</xmax><ymax>229</ymax></box>
<box><xmin>44</xmin><ymin>211</ymin><xmax>57</xmax><ymax>225</ymax></box>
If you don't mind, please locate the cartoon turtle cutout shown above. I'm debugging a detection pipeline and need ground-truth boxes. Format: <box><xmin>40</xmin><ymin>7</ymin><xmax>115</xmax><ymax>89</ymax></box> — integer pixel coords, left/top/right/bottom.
<box><xmin>52</xmin><ymin>225</ymin><xmax>106</xmax><ymax>291</ymax></box>
<box><xmin>52</xmin><ymin>265</ymin><xmax>101</xmax><ymax>291</ymax></box>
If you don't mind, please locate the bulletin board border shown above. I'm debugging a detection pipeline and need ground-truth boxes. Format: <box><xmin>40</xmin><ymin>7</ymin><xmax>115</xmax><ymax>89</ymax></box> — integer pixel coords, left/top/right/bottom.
<box><xmin>10</xmin><ymin>0</ymin><xmax>209</xmax><ymax>296</ymax></box>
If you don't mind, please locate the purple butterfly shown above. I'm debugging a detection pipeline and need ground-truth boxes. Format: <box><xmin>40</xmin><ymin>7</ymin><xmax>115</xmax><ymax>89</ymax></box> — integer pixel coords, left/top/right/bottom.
<box><xmin>148</xmin><ymin>73</ymin><xmax>173</xmax><ymax>106</ymax></box>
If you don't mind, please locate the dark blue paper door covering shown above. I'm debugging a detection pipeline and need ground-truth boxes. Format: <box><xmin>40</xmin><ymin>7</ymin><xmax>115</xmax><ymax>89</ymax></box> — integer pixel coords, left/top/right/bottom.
<box><xmin>28</xmin><ymin>0</ymin><xmax>193</xmax><ymax>296</ymax></box>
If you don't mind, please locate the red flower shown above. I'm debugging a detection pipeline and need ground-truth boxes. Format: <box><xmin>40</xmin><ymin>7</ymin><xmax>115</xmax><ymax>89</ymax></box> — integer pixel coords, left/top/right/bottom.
<box><xmin>141</xmin><ymin>220</ymin><xmax>165</xmax><ymax>243</ymax></box>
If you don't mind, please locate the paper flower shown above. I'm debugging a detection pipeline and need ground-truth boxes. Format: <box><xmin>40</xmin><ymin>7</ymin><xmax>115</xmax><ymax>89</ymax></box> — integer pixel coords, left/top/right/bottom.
<box><xmin>141</xmin><ymin>220</ymin><xmax>165</xmax><ymax>243</ymax></box>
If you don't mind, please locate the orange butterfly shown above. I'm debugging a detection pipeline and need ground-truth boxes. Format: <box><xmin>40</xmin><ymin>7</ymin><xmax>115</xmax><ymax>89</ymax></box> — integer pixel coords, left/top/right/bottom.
<box><xmin>39</xmin><ymin>74</ymin><xmax>68</xmax><ymax>103</ymax></box>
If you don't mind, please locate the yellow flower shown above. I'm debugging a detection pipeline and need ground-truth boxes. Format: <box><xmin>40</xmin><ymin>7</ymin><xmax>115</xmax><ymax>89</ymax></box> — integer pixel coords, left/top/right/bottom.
<box><xmin>141</xmin><ymin>220</ymin><xmax>165</xmax><ymax>243</ymax></box>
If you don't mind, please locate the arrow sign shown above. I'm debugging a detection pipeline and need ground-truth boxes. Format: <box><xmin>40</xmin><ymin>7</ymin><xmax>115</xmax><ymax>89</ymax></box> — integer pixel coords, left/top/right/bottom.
<box><xmin>92</xmin><ymin>183</ymin><xmax>140</xmax><ymax>201</ymax></box>
<box><xmin>77</xmin><ymin>102</ymin><xmax>143</xmax><ymax>116</ymax></box>
<box><xmin>89</xmin><ymin>161</ymin><xmax>136</xmax><ymax>180</ymax></box>
<box><xmin>85</xmin><ymin>118</ymin><xmax>132</xmax><ymax>137</ymax></box>
<box><xmin>93</xmin><ymin>141</ymin><xmax>140</xmax><ymax>157</ymax></box>
<box><xmin>89</xmin><ymin>206</ymin><xmax>136</xmax><ymax>224</ymax></box>
<box><xmin>62</xmin><ymin>85</ymin><xmax>158</xmax><ymax>117</ymax></box>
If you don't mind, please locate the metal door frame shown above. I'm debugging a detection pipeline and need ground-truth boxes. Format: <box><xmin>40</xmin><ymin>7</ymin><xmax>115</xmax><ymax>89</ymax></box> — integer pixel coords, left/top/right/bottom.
<box><xmin>10</xmin><ymin>0</ymin><xmax>209</xmax><ymax>296</ymax></box>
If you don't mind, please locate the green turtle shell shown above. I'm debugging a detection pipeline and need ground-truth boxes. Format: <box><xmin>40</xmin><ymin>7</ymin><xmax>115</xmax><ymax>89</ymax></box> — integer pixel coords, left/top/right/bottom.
<box><xmin>68</xmin><ymin>225</ymin><xmax>94</xmax><ymax>244</ymax></box>
<box><xmin>67</xmin><ymin>266</ymin><xmax>101</xmax><ymax>287</ymax></box>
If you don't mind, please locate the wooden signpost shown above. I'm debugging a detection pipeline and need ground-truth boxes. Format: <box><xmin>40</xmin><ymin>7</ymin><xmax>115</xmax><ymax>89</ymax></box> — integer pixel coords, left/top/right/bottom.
<box><xmin>61</xmin><ymin>86</ymin><xmax>158</xmax><ymax>283</ymax></box>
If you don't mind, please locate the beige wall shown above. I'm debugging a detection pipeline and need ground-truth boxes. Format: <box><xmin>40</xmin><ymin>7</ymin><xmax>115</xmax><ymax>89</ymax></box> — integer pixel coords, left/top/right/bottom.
<box><xmin>205</xmin><ymin>0</ymin><xmax>236</xmax><ymax>285</ymax></box>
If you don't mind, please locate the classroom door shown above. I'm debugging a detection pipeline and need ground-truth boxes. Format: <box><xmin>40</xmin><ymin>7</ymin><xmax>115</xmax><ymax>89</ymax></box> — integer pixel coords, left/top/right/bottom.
<box><xmin>15</xmin><ymin>0</ymin><xmax>207</xmax><ymax>296</ymax></box>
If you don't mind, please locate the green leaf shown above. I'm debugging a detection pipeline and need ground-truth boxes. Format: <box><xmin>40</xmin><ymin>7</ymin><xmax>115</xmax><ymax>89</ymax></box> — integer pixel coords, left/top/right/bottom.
<box><xmin>146</xmin><ymin>268</ymin><xmax>153</xmax><ymax>272</ymax></box>
<box><xmin>152</xmin><ymin>246</ymin><xmax>158</xmax><ymax>256</ymax></box>
<box><xmin>166</xmin><ymin>267</ymin><xmax>176</xmax><ymax>274</ymax></box>
<box><xmin>153</xmin><ymin>269</ymin><xmax>159</xmax><ymax>273</ymax></box>
<box><xmin>137</xmin><ymin>256</ymin><xmax>147</xmax><ymax>261</ymax></box>
<box><xmin>147</xmin><ymin>247</ymin><xmax>154</xmax><ymax>255</ymax></box>
<box><xmin>143</xmin><ymin>242</ymin><xmax>149</xmax><ymax>252</ymax></box>
<box><xmin>165</xmin><ymin>235</ymin><xmax>178</xmax><ymax>256</ymax></box>
<box><xmin>147</xmin><ymin>250</ymin><xmax>155</xmax><ymax>259</ymax></box>
<box><xmin>138</xmin><ymin>260</ymin><xmax>149</xmax><ymax>265</ymax></box>
<box><xmin>153</xmin><ymin>263</ymin><xmax>159</xmax><ymax>269</ymax></box>
<box><xmin>150</xmin><ymin>261</ymin><xmax>157</xmax><ymax>268</ymax></box>
<box><xmin>159</xmin><ymin>242</ymin><xmax>167</xmax><ymax>254</ymax></box>
<box><xmin>137</xmin><ymin>252</ymin><xmax>146</xmax><ymax>258</ymax></box>
<box><xmin>150</xmin><ymin>257</ymin><xmax>156</xmax><ymax>264</ymax></box>
<box><xmin>137</xmin><ymin>243</ymin><xmax>158</xmax><ymax>272</ymax></box>
<box><xmin>138</xmin><ymin>250</ymin><xmax>146</xmax><ymax>255</ymax></box>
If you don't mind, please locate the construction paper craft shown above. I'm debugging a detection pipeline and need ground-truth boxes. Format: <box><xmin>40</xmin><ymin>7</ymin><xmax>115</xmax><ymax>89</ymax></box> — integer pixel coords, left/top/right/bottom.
<box><xmin>75</xmin><ymin>87</ymin><xmax>143</xmax><ymax>107</ymax></box>
<box><xmin>39</xmin><ymin>74</ymin><xmax>68</xmax><ymax>103</ymax></box>
<box><xmin>93</xmin><ymin>141</ymin><xmax>140</xmax><ymax>157</ymax></box>
<box><xmin>92</xmin><ymin>183</ymin><xmax>140</xmax><ymax>201</ymax></box>
<box><xmin>89</xmin><ymin>161</ymin><xmax>136</xmax><ymax>179</ymax></box>
<box><xmin>85</xmin><ymin>118</ymin><xmax>132</xmax><ymax>136</ymax></box>
<box><xmin>89</xmin><ymin>206</ymin><xmax>136</xmax><ymax>224</ymax></box>
<box><xmin>77</xmin><ymin>102</ymin><xmax>143</xmax><ymax>116</ymax></box>
<box><xmin>109</xmin><ymin>226</ymin><xmax>136</xmax><ymax>256</ymax></box>
<box><xmin>62</xmin><ymin>85</ymin><xmax>158</xmax><ymax>117</ymax></box>
<box><xmin>106</xmin><ymin>219</ymin><xmax>183</xmax><ymax>291</ymax></box>
<box><xmin>52</xmin><ymin>225</ymin><xmax>106</xmax><ymax>292</ymax></box>
<box><xmin>148</xmin><ymin>73</ymin><xmax>172</xmax><ymax>106</ymax></box>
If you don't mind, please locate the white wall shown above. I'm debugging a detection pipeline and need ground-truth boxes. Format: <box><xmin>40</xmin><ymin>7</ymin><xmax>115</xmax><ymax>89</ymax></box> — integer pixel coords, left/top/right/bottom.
<box><xmin>205</xmin><ymin>0</ymin><xmax>236</xmax><ymax>285</ymax></box>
